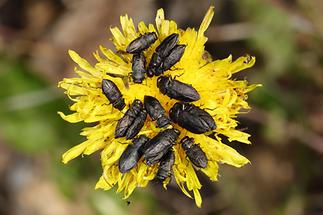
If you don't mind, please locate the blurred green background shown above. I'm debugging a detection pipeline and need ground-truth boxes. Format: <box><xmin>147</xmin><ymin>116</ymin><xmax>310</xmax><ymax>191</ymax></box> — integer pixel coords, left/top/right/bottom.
<box><xmin>1</xmin><ymin>0</ymin><xmax>323</xmax><ymax>214</ymax></box>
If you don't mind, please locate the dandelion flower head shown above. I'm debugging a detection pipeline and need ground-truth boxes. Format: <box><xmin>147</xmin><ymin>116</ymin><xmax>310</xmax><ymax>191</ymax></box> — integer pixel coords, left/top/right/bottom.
<box><xmin>58</xmin><ymin>6</ymin><xmax>259</xmax><ymax>207</ymax></box>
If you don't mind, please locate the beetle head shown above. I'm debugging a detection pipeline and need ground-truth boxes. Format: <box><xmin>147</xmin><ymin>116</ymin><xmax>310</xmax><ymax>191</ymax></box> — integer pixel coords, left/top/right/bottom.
<box><xmin>168</xmin><ymin>128</ymin><xmax>180</xmax><ymax>143</ymax></box>
<box><xmin>157</xmin><ymin>76</ymin><xmax>171</xmax><ymax>94</ymax></box>
<box><xmin>169</xmin><ymin>102</ymin><xmax>183</xmax><ymax>121</ymax></box>
<box><xmin>132</xmin><ymin>99</ymin><xmax>143</xmax><ymax>110</ymax></box>
<box><xmin>181</xmin><ymin>136</ymin><xmax>194</xmax><ymax>150</ymax></box>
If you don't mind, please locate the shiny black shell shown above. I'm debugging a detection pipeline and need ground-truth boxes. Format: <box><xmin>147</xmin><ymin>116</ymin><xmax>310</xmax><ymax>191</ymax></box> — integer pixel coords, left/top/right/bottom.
<box><xmin>118</xmin><ymin>135</ymin><xmax>150</xmax><ymax>173</ymax></box>
<box><xmin>115</xmin><ymin>99</ymin><xmax>143</xmax><ymax>138</ymax></box>
<box><xmin>155</xmin><ymin>150</ymin><xmax>175</xmax><ymax>181</ymax></box>
<box><xmin>156</xmin><ymin>44</ymin><xmax>186</xmax><ymax>75</ymax></box>
<box><xmin>169</xmin><ymin>102</ymin><xmax>216</xmax><ymax>134</ymax></box>
<box><xmin>143</xmin><ymin>128</ymin><xmax>180</xmax><ymax>165</ymax></box>
<box><xmin>147</xmin><ymin>33</ymin><xmax>179</xmax><ymax>76</ymax></box>
<box><xmin>181</xmin><ymin>136</ymin><xmax>207</xmax><ymax>168</ymax></box>
<box><xmin>126</xmin><ymin>32</ymin><xmax>158</xmax><ymax>53</ymax></box>
<box><xmin>132</xmin><ymin>52</ymin><xmax>146</xmax><ymax>83</ymax></box>
<box><xmin>125</xmin><ymin>109</ymin><xmax>147</xmax><ymax>139</ymax></box>
<box><xmin>144</xmin><ymin>95</ymin><xmax>170</xmax><ymax>128</ymax></box>
<box><xmin>157</xmin><ymin>76</ymin><xmax>200</xmax><ymax>102</ymax></box>
<box><xmin>155</xmin><ymin>33</ymin><xmax>179</xmax><ymax>57</ymax></box>
<box><xmin>147</xmin><ymin>52</ymin><xmax>162</xmax><ymax>77</ymax></box>
<box><xmin>102</xmin><ymin>79</ymin><xmax>125</xmax><ymax>110</ymax></box>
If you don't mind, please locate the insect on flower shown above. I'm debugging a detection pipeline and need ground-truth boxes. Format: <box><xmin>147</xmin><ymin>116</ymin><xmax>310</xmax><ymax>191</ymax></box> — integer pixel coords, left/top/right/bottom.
<box><xmin>169</xmin><ymin>102</ymin><xmax>216</xmax><ymax>134</ymax></box>
<box><xmin>157</xmin><ymin>76</ymin><xmax>200</xmax><ymax>102</ymax></box>
<box><xmin>148</xmin><ymin>33</ymin><xmax>179</xmax><ymax>76</ymax></box>
<box><xmin>126</xmin><ymin>32</ymin><xmax>158</xmax><ymax>53</ymax></box>
<box><xmin>155</xmin><ymin>44</ymin><xmax>186</xmax><ymax>75</ymax></box>
<box><xmin>155</xmin><ymin>149</ymin><xmax>175</xmax><ymax>182</ymax></box>
<box><xmin>102</xmin><ymin>79</ymin><xmax>125</xmax><ymax>110</ymax></box>
<box><xmin>118</xmin><ymin>135</ymin><xmax>150</xmax><ymax>173</ymax></box>
<box><xmin>115</xmin><ymin>99</ymin><xmax>145</xmax><ymax>139</ymax></box>
<box><xmin>131</xmin><ymin>52</ymin><xmax>146</xmax><ymax>83</ymax></box>
<box><xmin>143</xmin><ymin>128</ymin><xmax>180</xmax><ymax>165</ymax></box>
<box><xmin>58</xmin><ymin>6</ymin><xmax>260</xmax><ymax>208</ymax></box>
<box><xmin>144</xmin><ymin>95</ymin><xmax>171</xmax><ymax>128</ymax></box>
<box><xmin>125</xmin><ymin>109</ymin><xmax>147</xmax><ymax>139</ymax></box>
<box><xmin>181</xmin><ymin>136</ymin><xmax>208</xmax><ymax>168</ymax></box>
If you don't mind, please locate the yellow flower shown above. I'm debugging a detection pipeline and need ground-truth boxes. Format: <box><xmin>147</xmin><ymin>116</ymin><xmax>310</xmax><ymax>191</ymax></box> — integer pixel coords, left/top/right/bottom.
<box><xmin>58</xmin><ymin>6</ymin><xmax>260</xmax><ymax>207</ymax></box>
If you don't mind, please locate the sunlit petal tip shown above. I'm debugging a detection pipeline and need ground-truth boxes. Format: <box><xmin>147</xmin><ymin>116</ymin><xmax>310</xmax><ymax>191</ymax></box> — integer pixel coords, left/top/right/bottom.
<box><xmin>156</xmin><ymin>8</ymin><xmax>165</xmax><ymax>23</ymax></box>
<box><xmin>193</xmin><ymin>189</ymin><xmax>202</xmax><ymax>208</ymax></box>
<box><xmin>57</xmin><ymin>111</ymin><xmax>83</xmax><ymax>123</ymax></box>
<box><xmin>198</xmin><ymin>6</ymin><xmax>215</xmax><ymax>36</ymax></box>
<box><xmin>235</xmin><ymin>157</ymin><xmax>251</xmax><ymax>167</ymax></box>
<box><xmin>162</xmin><ymin>178</ymin><xmax>171</xmax><ymax>189</ymax></box>
<box><xmin>68</xmin><ymin>50</ymin><xmax>84</xmax><ymax>66</ymax></box>
<box><xmin>62</xmin><ymin>142</ymin><xmax>88</xmax><ymax>164</ymax></box>
<box><xmin>67</xmin><ymin>49</ymin><xmax>75</xmax><ymax>56</ymax></box>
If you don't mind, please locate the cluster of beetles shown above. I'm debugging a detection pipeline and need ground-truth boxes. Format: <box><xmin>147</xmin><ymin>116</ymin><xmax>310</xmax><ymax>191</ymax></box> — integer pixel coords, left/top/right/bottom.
<box><xmin>102</xmin><ymin>32</ymin><xmax>216</xmax><ymax>182</ymax></box>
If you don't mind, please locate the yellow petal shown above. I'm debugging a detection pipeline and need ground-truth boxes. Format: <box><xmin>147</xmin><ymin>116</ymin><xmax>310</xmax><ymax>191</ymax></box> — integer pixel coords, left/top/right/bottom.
<box><xmin>163</xmin><ymin>177</ymin><xmax>171</xmax><ymax>189</ymax></box>
<box><xmin>155</xmin><ymin>8</ymin><xmax>165</xmax><ymax>34</ymax></box>
<box><xmin>193</xmin><ymin>188</ymin><xmax>202</xmax><ymax>208</ymax></box>
<box><xmin>83</xmin><ymin>139</ymin><xmax>106</xmax><ymax>155</ymax></box>
<box><xmin>220</xmin><ymin>129</ymin><xmax>251</xmax><ymax>144</ymax></box>
<box><xmin>95</xmin><ymin>176</ymin><xmax>113</xmax><ymax>190</ymax></box>
<box><xmin>58</xmin><ymin>112</ymin><xmax>83</xmax><ymax>123</ymax></box>
<box><xmin>138</xmin><ymin>21</ymin><xmax>149</xmax><ymax>34</ymax></box>
<box><xmin>198</xmin><ymin>6</ymin><xmax>214</xmax><ymax>38</ymax></box>
<box><xmin>201</xmin><ymin>161</ymin><xmax>219</xmax><ymax>181</ymax></box>
<box><xmin>110</xmin><ymin>27</ymin><xmax>126</xmax><ymax>50</ymax></box>
<box><xmin>120</xmin><ymin>14</ymin><xmax>137</xmax><ymax>40</ymax></box>
<box><xmin>62</xmin><ymin>141</ymin><xmax>89</xmax><ymax>164</ymax></box>
<box><xmin>68</xmin><ymin>50</ymin><xmax>102</xmax><ymax>77</ymax></box>
<box><xmin>230</xmin><ymin>55</ymin><xmax>256</xmax><ymax>74</ymax></box>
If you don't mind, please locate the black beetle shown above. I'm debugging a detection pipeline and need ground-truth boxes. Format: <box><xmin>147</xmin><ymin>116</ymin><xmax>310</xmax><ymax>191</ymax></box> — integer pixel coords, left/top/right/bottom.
<box><xmin>102</xmin><ymin>79</ymin><xmax>126</xmax><ymax>110</ymax></box>
<box><xmin>155</xmin><ymin>149</ymin><xmax>175</xmax><ymax>181</ymax></box>
<box><xmin>118</xmin><ymin>135</ymin><xmax>150</xmax><ymax>173</ymax></box>
<box><xmin>126</xmin><ymin>32</ymin><xmax>158</xmax><ymax>54</ymax></box>
<box><xmin>154</xmin><ymin>44</ymin><xmax>186</xmax><ymax>76</ymax></box>
<box><xmin>132</xmin><ymin>52</ymin><xmax>146</xmax><ymax>83</ymax></box>
<box><xmin>147</xmin><ymin>33</ymin><xmax>179</xmax><ymax>77</ymax></box>
<box><xmin>155</xmin><ymin>33</ymin><xmax>179</xmax><ymax>58</ymax></box>
<box><xmin>147</xmin><ymin>53</ymin><xmax>162</xmax><ymax>77</ymax></box>
<box><xmin>143</xmin><ymin>128</ymin><xmax>180</xmax><ymax>165</ymax></box>
<box><xmin>181</xmin><ymin>136</ymin><xmax>207</xmax><ymax>168</ymax></box>
<box><xmin>115</xmin><ymin>99</ymin><xmax>143</xmax><ymax>138</ymax></box>
<box><xmin>144</xmin><ymin>95</ymin><xmax>170</xmax><ymax>128</ymax></box>
<box><xmin>125</xmin><ymin>109</ymin><xmax>147</xmax><ymax>139</ymax></box>
<box><xmin>157</xmin><ymin>76</ymin><xmax>200</xmax><ymax>102</ymax></box>
<box><xmin>169</xmin><ymin>102</ymin><xmax>216</xmax><ymax>134</ymax></box>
